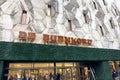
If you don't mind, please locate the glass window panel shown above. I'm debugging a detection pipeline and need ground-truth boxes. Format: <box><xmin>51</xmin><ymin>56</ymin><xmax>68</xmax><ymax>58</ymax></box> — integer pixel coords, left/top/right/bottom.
<box><xmin>34</xmin><ymin>63</ymin><xmax>54</xmax><ymax>67</ymax></box>
<box><xmin>9</xmin><ymin>63</ymin><xmax>32</xmax><ymax>68</ymax></box>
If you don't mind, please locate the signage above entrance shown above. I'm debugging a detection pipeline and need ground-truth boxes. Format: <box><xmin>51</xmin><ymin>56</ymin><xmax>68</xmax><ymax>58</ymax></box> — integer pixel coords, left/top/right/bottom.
<box><xmin>43</xmin><ymin>34</ymin><xmax>92</xmax><ymax>46</ymax></box>
<box><xmin>18</xmin><ymin>31</ymin><xmax>92</xmax><ymax>46</ymax></box>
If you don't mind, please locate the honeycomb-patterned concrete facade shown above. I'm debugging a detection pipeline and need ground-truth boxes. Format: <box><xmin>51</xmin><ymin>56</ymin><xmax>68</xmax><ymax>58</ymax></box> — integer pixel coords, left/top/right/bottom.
<box><xmin>0</xmin><ymin>0</ymin><xmax>120</xmax><ymax>49</ymax></box>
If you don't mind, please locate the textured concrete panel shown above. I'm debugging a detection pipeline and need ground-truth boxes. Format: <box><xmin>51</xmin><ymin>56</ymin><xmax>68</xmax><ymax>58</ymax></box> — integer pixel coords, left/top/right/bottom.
<box><xmin>0</xmin><ymin>0</ymin><xmax>120</xmax><ymax>49</ymax></box>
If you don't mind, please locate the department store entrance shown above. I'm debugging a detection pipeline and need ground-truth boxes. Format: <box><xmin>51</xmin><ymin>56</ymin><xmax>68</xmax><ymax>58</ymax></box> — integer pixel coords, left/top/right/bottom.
<box><xmin>6</xmin><ymin>62</ymin><xmax>95</xmax><ymax>80</ymax></box>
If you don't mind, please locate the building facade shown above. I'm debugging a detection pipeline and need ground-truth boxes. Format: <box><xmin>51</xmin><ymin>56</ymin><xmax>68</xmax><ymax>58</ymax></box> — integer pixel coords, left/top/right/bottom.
<box><xmin>0</xmin><ymin>0</ymin><xmax>120</xmax><ymax>80</ymax></box>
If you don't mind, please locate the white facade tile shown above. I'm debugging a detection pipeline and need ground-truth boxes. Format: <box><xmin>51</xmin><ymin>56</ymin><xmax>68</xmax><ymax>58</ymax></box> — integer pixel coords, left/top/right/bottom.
<box><xmin>0</xmin><ymin>0</ymin><xmax>120</xmax><ymax>49</ymax></box>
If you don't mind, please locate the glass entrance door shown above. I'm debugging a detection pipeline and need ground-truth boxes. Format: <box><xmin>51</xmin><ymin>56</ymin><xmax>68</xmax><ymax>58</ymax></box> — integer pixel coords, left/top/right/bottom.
<box><xmin>8</xmin><ymin>63</ymin><xmax>54</xmax><ymax>80</ymax></box>
<box><xmin>56</xmin><ymin>63</ymin><xmax>88</xmax><ymax>80</ymax></box>
<box><xmin>24</xmin><ymin>69</ymin><xmax>39</xmax><ymax>80</ymax></box>
<box><xmin>56</xmin><ymin>67</ymin><xmax>79</xmax><ymax>80</ymax></box>
<box><xmin>7</xmin><ymin>62</ymin><xmax>91</xmax><ymax>80</ymax></box>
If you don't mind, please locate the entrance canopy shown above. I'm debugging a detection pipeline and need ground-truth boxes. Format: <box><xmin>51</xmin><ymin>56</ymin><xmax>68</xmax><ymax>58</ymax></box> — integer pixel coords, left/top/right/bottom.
<box><xmin>0</xmin><ymin>41</ymin><xmax>120</xmax><ymax>61</ymax></box>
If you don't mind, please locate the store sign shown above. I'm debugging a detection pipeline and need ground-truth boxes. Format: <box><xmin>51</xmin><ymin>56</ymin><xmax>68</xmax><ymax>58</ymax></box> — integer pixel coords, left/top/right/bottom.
<box><xmin>18</xmin><ymin>31</ymin><xmax>36</xmax><ymax>41</ymax></box>
<box><xmin>43</xmin><ymin>34</ymin><xmax>92</xmax><ymax>46</ymax></box>
<box><xmin>18</xmin><ymin>31</ymin><xmax>92</xmax><ymax>46</ymax></box>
